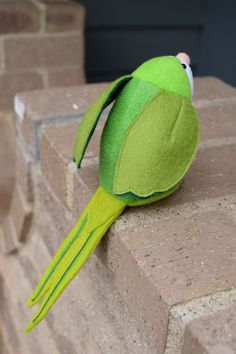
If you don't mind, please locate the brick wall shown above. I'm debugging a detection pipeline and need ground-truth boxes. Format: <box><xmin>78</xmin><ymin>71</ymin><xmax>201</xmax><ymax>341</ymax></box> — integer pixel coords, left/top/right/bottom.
<box><xmin>0</xmin><ymin>0</ymin><xmax>85</xmax><ymax>112</ymax></box>
<box><xmin>0</xmin><ymin>77</ymin><xmax>236</xmax><ymax>353</ymax></box>
<box><xmin>0</xmin><ymin>0</ymin><xmax>85</xmax><ymax>216</ymax></box>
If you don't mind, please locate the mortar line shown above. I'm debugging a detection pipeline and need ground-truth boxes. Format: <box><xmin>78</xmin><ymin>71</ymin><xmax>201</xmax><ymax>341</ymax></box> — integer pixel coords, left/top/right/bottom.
<box><xmin>1</xmin><ymin>31</ymin><xmax>83</xmax><ymax>40</ymax></box>
<box><xmin>30</xmin><ymin>0</ymin><xmax>46</xmax><ymax>33</ymax></box>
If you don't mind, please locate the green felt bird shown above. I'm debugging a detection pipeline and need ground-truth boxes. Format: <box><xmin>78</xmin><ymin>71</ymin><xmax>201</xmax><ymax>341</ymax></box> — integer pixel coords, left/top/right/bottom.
<box><xmin>26</xmin><ymin>53</ymin><xmax>200</xmax><ymax>331</ymax></box>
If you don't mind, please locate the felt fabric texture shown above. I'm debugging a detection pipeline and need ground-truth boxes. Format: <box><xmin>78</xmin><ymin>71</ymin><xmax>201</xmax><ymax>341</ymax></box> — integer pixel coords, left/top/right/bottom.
<box><xmin>99</xmin><ymin>77</ymin><xmax>160</xmax><ymax>196</ymax></box>
<box><xmin>26</xmin><ymin>186</ymin><xmax>126</xmax><ymax>332</ymax></box>
<box><xmin>113</xmin><ymin>90</ymin><xmax>200</xmax><ymax>197</ymax></box>
<box><xmin>73</xmin><ymin>75</ymin><xmax>132</xmax><ymax>167</ymax></box>
<box><xmin>132</xmin><ymin>56</ymin><xmax>191</xmax><ymax>100</ymax></box>
<box><xmin>126</xmin><ymin>179</ymin><xmax>183</xmax><ymax>206</ymax></box>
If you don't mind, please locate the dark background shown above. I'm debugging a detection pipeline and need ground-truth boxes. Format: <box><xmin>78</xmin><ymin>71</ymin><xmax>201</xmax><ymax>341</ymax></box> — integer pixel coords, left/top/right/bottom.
<box><xmin>78</xmin><ymin>0</ymin><xmax>236</xmax><ymax>87</ymax></box>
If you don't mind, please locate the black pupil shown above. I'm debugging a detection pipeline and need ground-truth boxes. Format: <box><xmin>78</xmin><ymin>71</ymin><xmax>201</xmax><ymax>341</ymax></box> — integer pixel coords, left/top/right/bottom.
<box><xmin>182</xmin><ymin>63</ymin><xmax>186</xmax><ymax>69</ymax></box>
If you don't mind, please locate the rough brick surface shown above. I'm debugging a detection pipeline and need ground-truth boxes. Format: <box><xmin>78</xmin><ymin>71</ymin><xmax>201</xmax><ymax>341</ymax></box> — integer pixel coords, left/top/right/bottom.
<box><xmin>4</xmin><ymin>34</ymin><xmax>83</xmax><ymax>70</ymax></box>
<box><xmin>9</xmin><ymin>184</ymin><xmax>32</xmax><ymax>243</ymax></box>
<box><xmin>15</xmin><ymin>83</ymin><xmax>107</xmax><ymax>153</ymax></box>
<box><xmin>15</xmin><ymin>142</ymin><xmax>33</xmax><ymax>203</ymax></box>
<box><xmin>114</xmin><ymin>210</ymin><xmax>236</xmax><ymax>352</ymax></box>
<box><xmin>44</xmin><ymin>1</ymin><xmax>85</xmax><ymax>32</ymax></box>
<box><xmin>47</xmin><ymin>66</ymin><xmax>86</xmax><ymax>88</ymax></box>
<box><xmin>0</xmin><ymin>71</ymin><xmax>44</xmax><ymax>111</ymax></box>
<box><xmin>0</xmin><ymin>113</ymin><xmax>16</xmax><ymax>213</ymax></box>
<box><xmin>0</xmin><ymin>0</ymin><xmax>85</xmax><ymax>112</ymax></box>
<box><xmin>41</xmin><ymin>119</ymin><xmax>104</xmax><ymax>208</ymax></box>
<box><xmin>0</xmin><ymin>214</ymin><xmax>19</xmax><ymax>253</ymax></box>
<box><xmin>182</xmin><ymin>307</ymin><xmax>236</xmax><ymax>354</ymax></box>
<box><xmin>0</xmin><ymin>1</ymin><xmax>40</xmax><ymax>34</ymax></box>
<box><xmin>193</xmin><ymin>76</ymin><xmax>236</xmax><ymax>101</ymax></box>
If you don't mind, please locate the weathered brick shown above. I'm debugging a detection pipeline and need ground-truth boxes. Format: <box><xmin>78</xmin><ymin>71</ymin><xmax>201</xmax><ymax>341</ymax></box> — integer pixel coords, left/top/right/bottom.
<box><xmin>47</xmin><ymin>66</ymin><xmax>86</xmax><ymax>88</ymax></box>
<box><xmin>0</xmin><ymin>71</ymin><xmax>44</xmax><ymax>111</ymax></box>
<box><xmin>35</xmin><ymin>171</ymin><xmax>74</xmax><ymax>253</ymax></box>
<box><xmin>40</xmin><ymin>128</ymin><xmax>68</xmax><ymax>207</ymax></box>
<box><xmin>199</xmin><ymin>103</ymin><xmax>236</xmax><ymax>141</ymax></box>
<box><xmin>72</xmin><ymin>163</ymin><xmax>99</xmax><ymax>217</ymax></box>
<box><xmin>44</xmin><ymin>1</ymin><xmax>85</xmax><ymax>32</ymax></box>
<box><xmin>4</xmin><ymin>34</ymin><xmax>84</xmax><ymax>70</ymax></box>
<box><xmin>1</xmin><ymin>294</ymin><xmax>21</xmax><ymax>350</ymax></box>
<box><xmin>0</xmin><ymin>0</ymin><xmax>40</xmax><ymax>34</ymax></box>
<box><xmin>18</xmin><ymin>253</ymin><xmax>38</xmax><ymax>289</ymax></box>
<box><xmin>15</xmin><ymin>142</ymin><xmax>33</xmax><ymax>203</ymax></box>
<box><xmin>194</xmin><ymin>76</ymin><xmax>236</xmax><ymax>102</ymax></box>
<box><xmin>7</xmin><ymin>184</ymin><xmax>32</xmax><ymax>243</ymax></box>
<box><xmin>114</xmin><ymin>211</ymin><xmax>236</xmax><ymax>353</ymax></box>
<box><xmin>182</xmin><ymin>307</ymin><xmax>236</xmax><ymax>354</ymax></box>
<box><xmin>40</xmin><ymin>120</ymin><xmax>103</xmax><ymax>208</ymax></box>
<box><xmin>15</xmin><ymin>83</ymin><xmax>108</xmax><ymax>153</ymax></box>
<box><xmin>0</xmin><ymin>112</ymin><xmax>16</xmax><ymax>213</ymax></box>
<box><xmin>1</xmin><ymin>214</ymin><xmax>19</xmax><ymax>254</ymax></box>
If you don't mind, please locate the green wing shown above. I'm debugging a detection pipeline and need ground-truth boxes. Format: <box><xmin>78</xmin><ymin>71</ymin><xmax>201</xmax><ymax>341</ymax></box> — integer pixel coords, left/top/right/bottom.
<box><xmin>73</xmin><ymin>75</ymin><xmax>132</xmax><ymax>167</ymax></box>
<box><xmin>113</xmin><ymin>90</ymin><xmax>200</xmax><ymax>197</ymax></box>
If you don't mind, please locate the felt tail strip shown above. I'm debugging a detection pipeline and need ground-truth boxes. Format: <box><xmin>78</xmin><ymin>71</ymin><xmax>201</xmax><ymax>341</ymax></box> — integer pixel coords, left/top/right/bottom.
<box><xmin>26</xmin><ymin>187</ymin><xmax>126</xmax><ymax>332</ymax></box>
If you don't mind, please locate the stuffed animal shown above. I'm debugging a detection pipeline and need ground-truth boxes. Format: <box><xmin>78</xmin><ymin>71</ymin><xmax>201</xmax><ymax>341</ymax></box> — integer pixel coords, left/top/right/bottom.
<box><xmin>26</xmin><ymin>53</ymin><xmax>200</xmax><ymax>332</ymax></box>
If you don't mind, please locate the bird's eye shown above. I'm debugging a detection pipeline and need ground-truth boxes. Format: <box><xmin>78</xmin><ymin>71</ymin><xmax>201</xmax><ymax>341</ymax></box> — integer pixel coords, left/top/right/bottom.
<box><xmin>180</xmin><ymin>60</ymin><xmax>194</xmax><ymax>95</ymax></box>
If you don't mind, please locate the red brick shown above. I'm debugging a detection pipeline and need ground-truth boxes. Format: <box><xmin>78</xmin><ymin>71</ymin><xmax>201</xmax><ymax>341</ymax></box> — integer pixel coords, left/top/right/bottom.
<box><xmin>47</xmin><ymin>66</ymin><xmax>86</xmax><ymax>88</ymax></box>
<box><xmin>44</xmin><ymin>1</ymin><xmax>85</xmax><ymax>32</ymax></box>
<box><xmin>0</xmin><ymin>71</ymin><xmax>44</xmax><ymax>111</ymax></box>
<box><xmin>182</xmin><ymin>307</ymin><xmax>236</xmax><ymax>354</ymax></box>
<box><xmin>0</xmin><ymin>1</ymin><xmax>40</xmax><ymax>34</ymax></box>
<box><xmin>4</xmin><ymin>34</ymin><xmax>84</xmax><ymax>70</ymax></box>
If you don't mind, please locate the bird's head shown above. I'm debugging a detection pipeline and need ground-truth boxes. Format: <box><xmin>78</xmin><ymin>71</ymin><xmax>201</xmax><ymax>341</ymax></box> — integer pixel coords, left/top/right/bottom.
<box><xmin>132</xmin><ymin>53</ymin><xmax>193</xmax><ymax>100</ymax></box>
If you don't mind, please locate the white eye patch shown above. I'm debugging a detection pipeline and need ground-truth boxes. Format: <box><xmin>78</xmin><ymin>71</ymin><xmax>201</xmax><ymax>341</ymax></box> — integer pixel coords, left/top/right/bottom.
<box><xmin>181</xmin><ymin>61</ymin><xmax>194</xmax><ymax>96</ymax></box>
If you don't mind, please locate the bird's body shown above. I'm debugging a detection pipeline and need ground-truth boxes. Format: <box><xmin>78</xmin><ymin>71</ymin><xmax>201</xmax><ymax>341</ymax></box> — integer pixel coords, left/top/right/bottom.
<box><xmin>26</xmin><ymin>54</ymin><xmax>200</xmax><ymax>331</ymax></box>
<box><xmin>100</xmin><ymin>76</ymin><xmax>160</xmax><ymax>203</ymax></box>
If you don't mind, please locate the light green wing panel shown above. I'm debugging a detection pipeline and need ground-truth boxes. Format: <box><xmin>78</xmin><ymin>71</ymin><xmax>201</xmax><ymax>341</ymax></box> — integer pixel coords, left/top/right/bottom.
<box><xmin>114</xmin><ymin>90</ymin><xmax>200</xmax><ymax>197</ymax></box>
<box><xmin>73</xmin><ymin>75</ymin><xmax>132</xmax><ymax>167</ymax></box>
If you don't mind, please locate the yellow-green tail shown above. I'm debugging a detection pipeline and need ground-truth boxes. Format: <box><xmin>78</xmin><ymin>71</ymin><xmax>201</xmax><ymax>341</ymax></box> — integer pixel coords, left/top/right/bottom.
<box><xmin>26</xmin><ymin>186</ymin><xmax>126</xmax><ymax>332</ymax></box>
